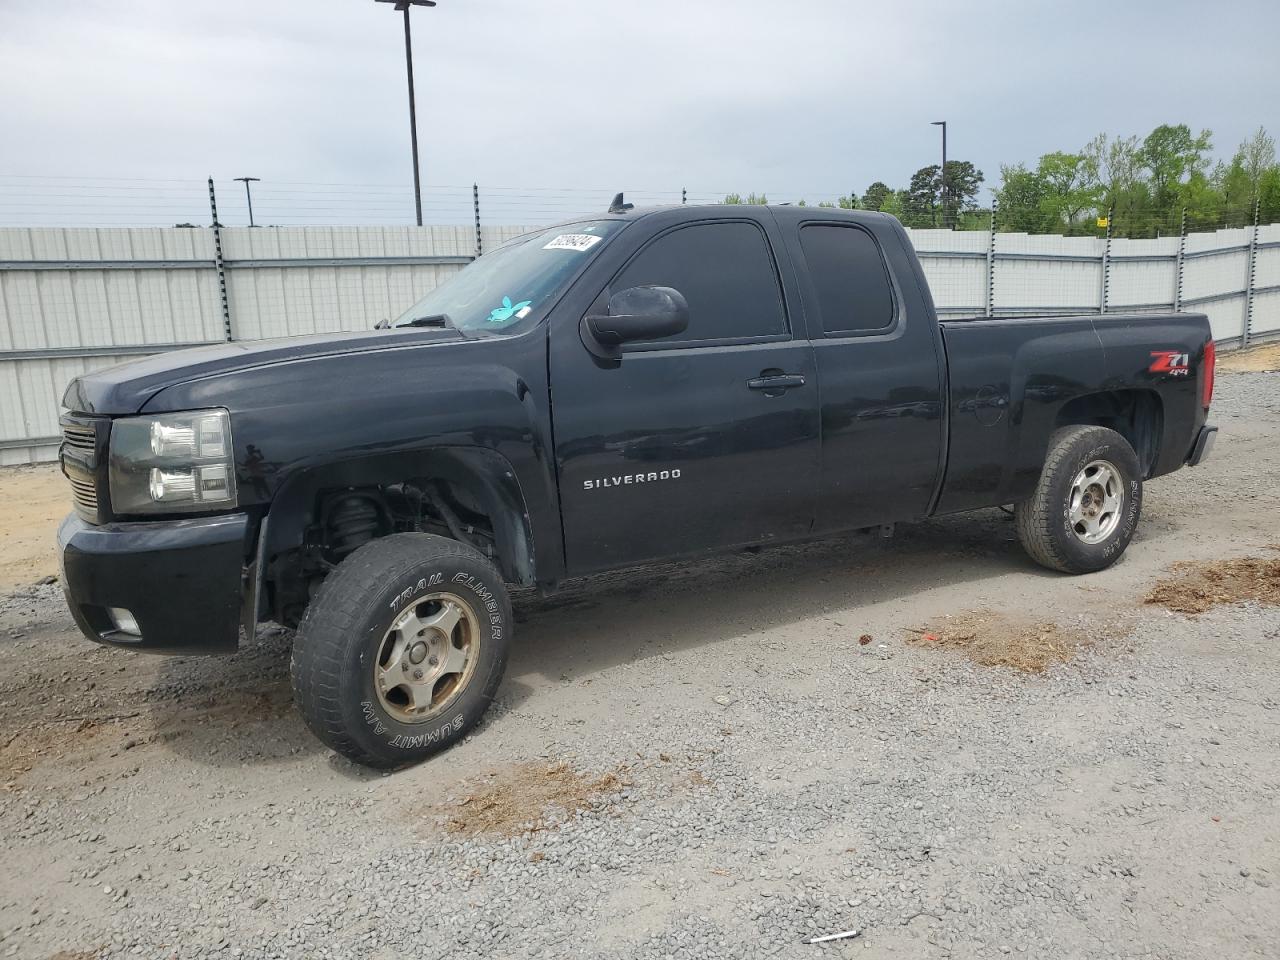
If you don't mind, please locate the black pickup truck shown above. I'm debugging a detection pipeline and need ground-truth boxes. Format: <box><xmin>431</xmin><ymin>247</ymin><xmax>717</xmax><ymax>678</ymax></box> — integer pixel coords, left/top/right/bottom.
<box><xmin>57</xmin><ymin>203</ymin><xmax>1217</xmax><ymax>766</ymax></box>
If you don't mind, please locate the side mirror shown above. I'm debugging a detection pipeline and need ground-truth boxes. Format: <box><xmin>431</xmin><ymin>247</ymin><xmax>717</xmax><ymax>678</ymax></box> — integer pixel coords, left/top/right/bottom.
<box><xmin>585</xmin><ymin>286</ymin><xmax>689</xmax><ymax>350</ymax></box>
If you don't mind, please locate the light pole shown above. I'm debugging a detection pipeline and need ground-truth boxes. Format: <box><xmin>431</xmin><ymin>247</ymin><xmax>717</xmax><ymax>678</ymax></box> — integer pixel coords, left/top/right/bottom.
<box><xmin>931</xmin><ymin>120</ymin><xmax>947</xmax><ymax>228</ymax></box>
<box><xmin>234</xmin><ymin>177</ymin><xmax>260</xmax><ymax>227</ymax></box>
<box><xmin>375</xmin><ymin>0</ymin><xmax>437</xmax><ymax>227</ymax></box>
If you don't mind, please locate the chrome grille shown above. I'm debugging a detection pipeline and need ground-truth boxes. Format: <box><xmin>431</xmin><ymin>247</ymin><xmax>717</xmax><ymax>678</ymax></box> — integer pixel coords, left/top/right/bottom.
<box><xmin>60</xmin><ymin>416</ymin><xmax>106</xmax><ymax>522</ymax></box>
<box><xmin>67</xmin><ymin>472</ymin><xmax>99</xmax><ymax>513</ymax></box>
<box><xmin>61</xmin><ymin>422</ymin><xmax>97</xmax><ymax>452</ymax></box>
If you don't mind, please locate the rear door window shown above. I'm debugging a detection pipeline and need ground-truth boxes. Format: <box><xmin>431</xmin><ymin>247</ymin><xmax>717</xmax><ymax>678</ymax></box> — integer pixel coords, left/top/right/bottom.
<box><xmin>612</xmin><ymin>221</ymin><xmax>788</xmax><ymax>346</ymax></box>
<box><xmin>799</xmin><ymin>224</ymin><xmax>895</xmax><ymax>336</ymax></box>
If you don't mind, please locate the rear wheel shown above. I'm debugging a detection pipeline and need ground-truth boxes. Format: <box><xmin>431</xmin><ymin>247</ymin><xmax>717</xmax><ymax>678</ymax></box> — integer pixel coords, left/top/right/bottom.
<box><xmin>290</xmin><ymin>533</ymin><xmax>511</xmax><ymax>768</ymax></box>
<box><xmin>1015</xmin><ymin>425</ymin><xmax>1143</xmax><ymax>574</ymax></box>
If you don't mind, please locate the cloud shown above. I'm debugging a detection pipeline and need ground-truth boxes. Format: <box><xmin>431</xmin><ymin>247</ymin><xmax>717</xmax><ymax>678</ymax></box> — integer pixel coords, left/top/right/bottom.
<box><xmin>1</xmin><ymin>0</ymin><xmax>1276</xmax><ymax>225</ymax></box>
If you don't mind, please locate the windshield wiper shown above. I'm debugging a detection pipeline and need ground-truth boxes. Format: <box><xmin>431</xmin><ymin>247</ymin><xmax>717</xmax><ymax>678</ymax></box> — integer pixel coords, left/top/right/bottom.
<box><xmin>378</xmin><ymin>313</ymin><xmax>470</xmax><ymax>338</ymax></box>
<box><xmin>397</xmin><ymin>313</ymin><xmax>453</xmax><ymax>329</ymax></box>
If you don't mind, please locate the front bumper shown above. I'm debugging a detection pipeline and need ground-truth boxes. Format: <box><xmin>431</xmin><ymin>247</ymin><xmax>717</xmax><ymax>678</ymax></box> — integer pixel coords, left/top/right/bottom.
<box><xmin>1186</xmin><ymin>424</ymin><xmax>1217</xmax><ymax>466</ymax></box>
<box><xmin>58</xmin><ymin>512</ymin><xmax>250</xmax><ymax>655</ymax></box>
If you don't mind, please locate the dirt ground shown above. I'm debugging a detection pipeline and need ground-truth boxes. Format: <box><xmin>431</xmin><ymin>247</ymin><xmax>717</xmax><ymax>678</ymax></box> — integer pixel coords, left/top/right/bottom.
<box><xmin>907</xmin><ymin>609</ymin><xmax>1095</xmax><ymax>674</ymax></box>
<box><xmin>1218</xmin><ymin>339</ymin><xmax>1280</xmax><ymax>373</ymax></box>
<box><xmin>2</xmin><ymin>358</ymin><xmax>1279</xmax><ymax>959</ymax></box>
<box><xmin>0</xmin><ymin>464</ymin><xmax>63</xmax><ymax>593</ymax></box>
<box><xmin>1144</xmin><ymin>555</ymin><xmax>1280</xmax><ymax>614</ymax></box>
<box><xmin>438</xmin><ymin>761</ymin><xmax>634</xmax><ymax>838</ymax></box>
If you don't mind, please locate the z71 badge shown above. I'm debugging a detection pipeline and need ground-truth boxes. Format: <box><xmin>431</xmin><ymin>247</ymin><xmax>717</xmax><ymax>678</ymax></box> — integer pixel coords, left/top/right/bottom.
<box><xmin>1149</xmin><ymin>351</ymin><xmax>1190</xmax><ymax>376</ymax></box>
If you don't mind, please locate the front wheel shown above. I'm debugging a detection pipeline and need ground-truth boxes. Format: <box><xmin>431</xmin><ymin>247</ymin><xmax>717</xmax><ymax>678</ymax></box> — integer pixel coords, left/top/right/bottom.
<box><xmin>290</xmin><ymin>533</ymin><xmax>512</xmax><ymax>768</ymax></box>
<box><xmin>1015</xmin><ymin>425</ymin><xmax>1143</xmax><ymax>574</ymax></box>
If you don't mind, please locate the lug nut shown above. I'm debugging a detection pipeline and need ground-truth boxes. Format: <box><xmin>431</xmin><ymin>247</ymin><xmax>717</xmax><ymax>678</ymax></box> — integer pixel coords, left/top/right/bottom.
<box><xmin>413</xmin><ymin>669</ymin><xmax>424</xmax><ymax>680</ymax></box>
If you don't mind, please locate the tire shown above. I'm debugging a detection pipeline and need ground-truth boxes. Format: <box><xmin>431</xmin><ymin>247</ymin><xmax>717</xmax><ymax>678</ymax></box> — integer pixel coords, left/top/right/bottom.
<box><xmin>290</xmin><ymin>533</ymin><xmax>511</xmax><ymax>768</ymax></box>
<box><xmin>1014</xmin><ymin>425</ymin><xmax>1143</xmax><ymax>574</ymax></box>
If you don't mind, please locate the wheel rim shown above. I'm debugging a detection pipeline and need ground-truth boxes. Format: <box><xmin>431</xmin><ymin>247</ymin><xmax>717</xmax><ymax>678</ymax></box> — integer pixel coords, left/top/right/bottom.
<box><xmin>1068</xmin><ymin>459</ymin><xmax>1124</xmax><ymax>544</ymax></box>
<box><xmin>373</xmin><ymin>592</ymin><xmax>480</xmax><ymax>724</ymax></box>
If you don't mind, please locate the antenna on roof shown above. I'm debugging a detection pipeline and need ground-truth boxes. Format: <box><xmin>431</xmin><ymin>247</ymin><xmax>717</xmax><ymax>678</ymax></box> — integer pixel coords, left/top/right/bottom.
<box><xmin>608</xmin><ymin>192</ymin><xmax>634</xmax><ymax>214</ymax></box>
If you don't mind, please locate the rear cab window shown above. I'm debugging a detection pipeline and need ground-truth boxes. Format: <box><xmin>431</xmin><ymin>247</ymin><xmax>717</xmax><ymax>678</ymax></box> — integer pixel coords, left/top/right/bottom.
<box><xmin>798</xmin><ymin>224</ymin><xmax>896</xmax><ymax>336</ymax></box>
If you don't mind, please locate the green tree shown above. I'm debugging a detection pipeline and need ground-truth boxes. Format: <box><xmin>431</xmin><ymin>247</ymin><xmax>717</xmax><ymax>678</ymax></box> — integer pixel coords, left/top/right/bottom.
<box><xmin>955</xmin><ymin>207</ymin><xmax>993</xmax><ymax>231</ymax></box>
<box><xmin>1140</xmin><ymin>124</ymin><xmax>1213</xmax><ymax>205</ymax></box>
<box><xmin>1259</xmin><ymin>166</ymin><xmax>1280</xmax><ymax>223</ymax></box>
<box><xmin>861</xmin><ymin>181</ymin><xmax>891</xmax><ymax>211</ymax></box>
<box><xmin>903</xmin><ymin>165</ymin><xmax>940</xmax><ymax>227</ymax></box>
<box><xmin>994</xmin><ymin>163</ymin><xmax>1053</xmax><ymax>233</ymax></box>
<box><xmin>985</xmin><ymin>123</ymin><xmax>1280</xmax><ymax>236</ymax></box>
<box><xmin>878</xmin><ymin>190</ymin><xmax>905</xmax><ymax>218</ymax></box>
<box><xmin>1237</xmin><ymin>126</ymin><xmax>1276</xmax><ymax>198</ymax></box>
<box><xmin>1084</xmin><ymin>133</ymin><xmax>1142</xmax><ymax>198</ymax></box>
<box><xmin>902</xmin><ymin>161</ymin><xmax>984</xmax><ymax>227</ymax></box>
<box><xmin>1083</xmin><ymin>132</ymin><xmax>1151</xmax><ymax>234</ymax></box>
<box><xmin>1208</xmin><ymin>157</ymin><xmax>1250</xmax><ymax>226</ymax></box>
<box><xmin>721</xmin><ymin>123</ymin><xmax>1280</xmax><ymax>235</ymax></box>
<box><xmin>1037</xmin><ymin>152</ymin><xmax>1101</xmax><ymax>229</ymax></box>
<box><xmin>942</xmin><ymin>160</ymin><xmax>984</xmax><ymax>227</ymax></box>
<box><xmin>1213</xmin><ymin>127</ymin><xmax>1279</xmax><ymax>226</ymax></box>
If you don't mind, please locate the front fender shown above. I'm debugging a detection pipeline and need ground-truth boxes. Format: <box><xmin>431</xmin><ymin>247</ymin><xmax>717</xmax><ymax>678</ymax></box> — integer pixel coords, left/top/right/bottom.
<box><xmin>140</xmin><ymin>332</ymin><xmax>562</xmax><ymax>588</ymax></box>
<box><xmin>261</xmin><ymin>446</ymin><xmax>539</xmax><ymax>586</ymax></box>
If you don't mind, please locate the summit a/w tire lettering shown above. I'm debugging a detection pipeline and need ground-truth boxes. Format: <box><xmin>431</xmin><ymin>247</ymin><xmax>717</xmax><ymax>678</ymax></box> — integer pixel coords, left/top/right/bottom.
<box><xmin>1015</xmin><ymin>426</ymin><xmax>1144</xmax><ymax>575</ymax></box>
<box><xmin>291</xmin><ymin>534</ymin><xmax>512</xmax><ymax>768</ymax></box>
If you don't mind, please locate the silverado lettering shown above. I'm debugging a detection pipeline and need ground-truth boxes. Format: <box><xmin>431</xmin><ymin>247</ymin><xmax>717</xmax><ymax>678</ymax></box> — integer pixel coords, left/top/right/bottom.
<box><xmin>584</xmin><ymin>469</ymin><xmax>682</xmax><ymax>490</ymax></box>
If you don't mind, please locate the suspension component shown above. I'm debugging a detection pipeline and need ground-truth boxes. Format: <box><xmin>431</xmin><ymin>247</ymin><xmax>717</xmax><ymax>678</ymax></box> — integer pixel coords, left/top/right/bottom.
<box><xmin>324</xmin><ymin>494</ymin><xmax>385</xmax><ymax>559</ymax></box>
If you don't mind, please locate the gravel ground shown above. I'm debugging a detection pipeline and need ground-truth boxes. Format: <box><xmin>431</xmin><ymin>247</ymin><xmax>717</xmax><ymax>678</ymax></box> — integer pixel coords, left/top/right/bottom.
<box><xmin>2</xmin><ymin>372</ymin><xmax>1279</xmax><ymax>960</ymax></box>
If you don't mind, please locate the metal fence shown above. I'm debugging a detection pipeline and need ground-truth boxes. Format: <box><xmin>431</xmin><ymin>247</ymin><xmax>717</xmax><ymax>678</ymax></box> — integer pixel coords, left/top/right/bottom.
<box><xmin>912</xmin><ymin>222</ymin><xmax>1280</xmax><ymax>341</ymax></box>
<box><xmin>2</xmin><ymin>220</ymin><xmax>1278</xmax><ymax>465</ymax></box>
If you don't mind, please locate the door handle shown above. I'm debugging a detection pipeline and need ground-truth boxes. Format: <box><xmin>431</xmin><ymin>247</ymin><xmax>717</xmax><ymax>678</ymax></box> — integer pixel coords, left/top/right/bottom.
<box><xmin>746</xmin><ymin>373</ymin><xmax>806</xmax><ymax>392</ymax></box>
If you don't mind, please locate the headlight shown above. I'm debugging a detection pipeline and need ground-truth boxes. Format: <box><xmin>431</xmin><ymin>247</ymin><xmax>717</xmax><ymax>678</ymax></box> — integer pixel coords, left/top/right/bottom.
<box><xmin>109</xmin><ymin>409</ymin><xmax>237</xmax><ymax>514</ymax></box>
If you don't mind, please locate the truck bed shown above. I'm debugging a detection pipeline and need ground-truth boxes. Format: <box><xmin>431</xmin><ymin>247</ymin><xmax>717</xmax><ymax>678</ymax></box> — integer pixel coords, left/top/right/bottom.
<box><xmin>935</xmin><ymin>311</ymin><xmax>1212</xmax><ymax>515</ymax></box>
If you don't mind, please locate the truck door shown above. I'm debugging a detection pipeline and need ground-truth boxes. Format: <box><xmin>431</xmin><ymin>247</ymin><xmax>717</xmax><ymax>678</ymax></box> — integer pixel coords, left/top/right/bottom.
<box><xmin>784</xmin><ymin>219</ymin><xmax>945</xmax><ymax>532</ymax></box>
<box><xmin>550</xmin><ymin>216</ymin><xmax>819</xmax><ymax>573</ymax></box>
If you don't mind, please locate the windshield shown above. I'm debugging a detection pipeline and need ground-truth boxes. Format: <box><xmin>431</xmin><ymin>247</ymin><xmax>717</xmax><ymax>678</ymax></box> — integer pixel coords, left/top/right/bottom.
<box><xmin>392</xmin><ymin>220</ymin><xmax>626</xmax><ymax>335</ymax></box>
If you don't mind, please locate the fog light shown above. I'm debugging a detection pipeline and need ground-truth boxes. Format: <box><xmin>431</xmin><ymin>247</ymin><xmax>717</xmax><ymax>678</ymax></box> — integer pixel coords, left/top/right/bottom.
<box><xmin>107</xmin><ymin>607</ymin><xmax>141</xmax><ymax>637</ymax></box>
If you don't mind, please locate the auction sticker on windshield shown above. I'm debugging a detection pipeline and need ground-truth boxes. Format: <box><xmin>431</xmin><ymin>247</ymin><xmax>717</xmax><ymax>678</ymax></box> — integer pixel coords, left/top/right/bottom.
<box><xmin>543</xmin><ymin>234</ymin><xmax>604</xmax><ymax>252</ymax></box>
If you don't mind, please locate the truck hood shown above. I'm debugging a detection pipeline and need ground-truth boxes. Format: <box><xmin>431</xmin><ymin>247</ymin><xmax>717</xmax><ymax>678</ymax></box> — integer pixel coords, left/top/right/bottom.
<box><xmin>62</xmin><ymin>328</ymin><xmax>465</xmax><ymax>415</ymax></box>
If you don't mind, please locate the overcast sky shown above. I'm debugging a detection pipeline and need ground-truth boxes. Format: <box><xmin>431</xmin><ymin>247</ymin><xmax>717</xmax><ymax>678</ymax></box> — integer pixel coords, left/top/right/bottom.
<box><xmin>1</xmin><ymin>0</ymin><xmax>1277</xmax><ymax>225</ymax></box>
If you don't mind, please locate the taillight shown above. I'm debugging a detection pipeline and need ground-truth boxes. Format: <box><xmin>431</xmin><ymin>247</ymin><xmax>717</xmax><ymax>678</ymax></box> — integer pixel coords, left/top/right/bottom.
<box><xmin>1202</xmin><ymin>340</ymin><xmax>1215</xmax><ymax>411</ymax></box>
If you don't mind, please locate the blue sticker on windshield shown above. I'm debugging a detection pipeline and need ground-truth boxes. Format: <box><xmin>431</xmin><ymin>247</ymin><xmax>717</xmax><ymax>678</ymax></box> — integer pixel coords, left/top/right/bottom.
<box><xmin>489</xmin><ymin>295</ymin><xmax>532</xmax><ymax>323</ymax></box>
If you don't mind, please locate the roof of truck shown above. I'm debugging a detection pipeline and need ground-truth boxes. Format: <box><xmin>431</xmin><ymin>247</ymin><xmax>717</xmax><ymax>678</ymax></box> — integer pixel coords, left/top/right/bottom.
<box><xmin>574</xmin><ymin>202</ymin><xmax>897</xmax><ymax>227</ymax></box>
